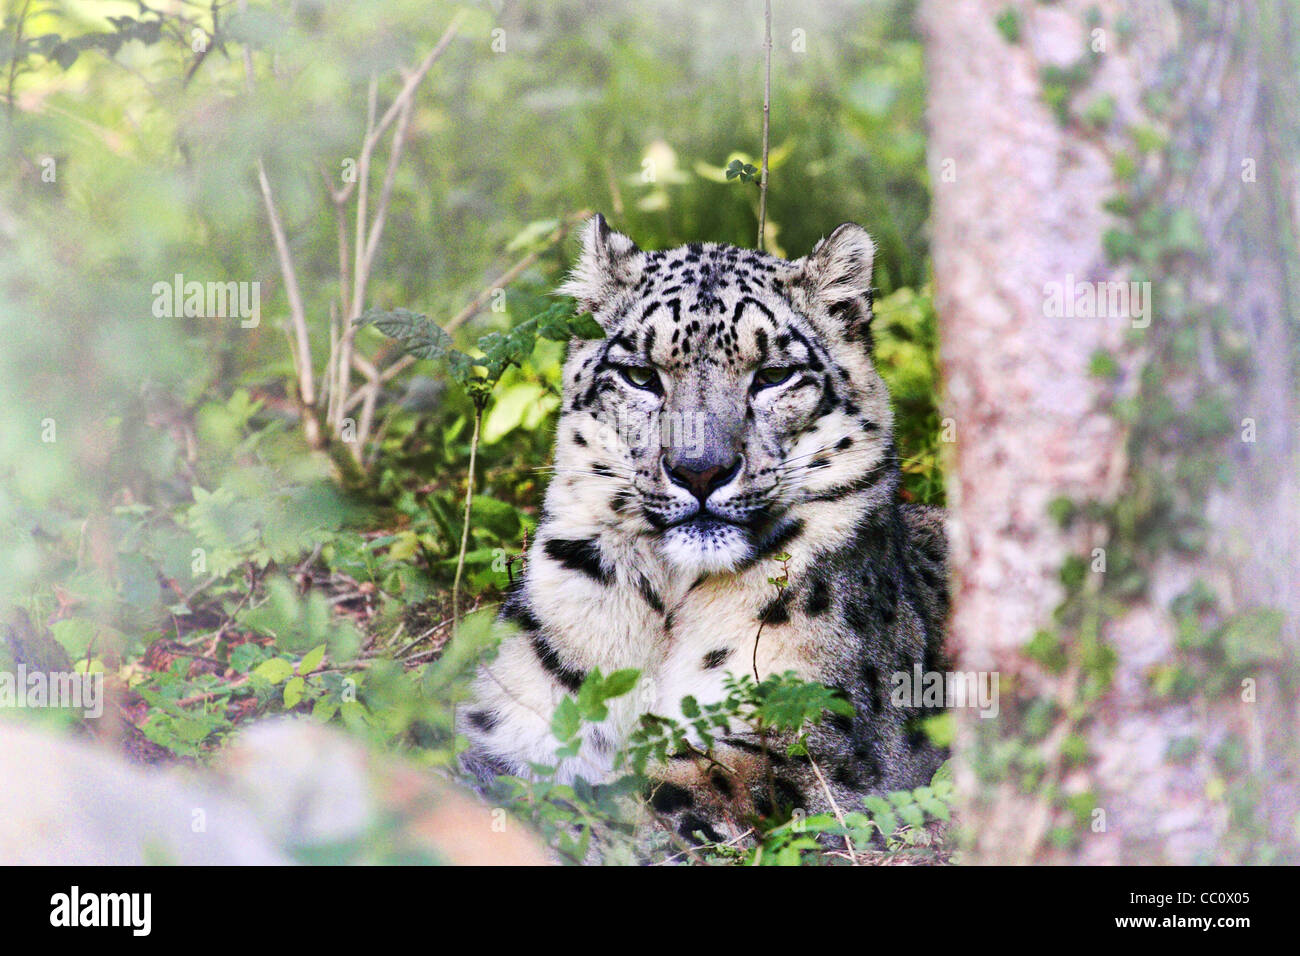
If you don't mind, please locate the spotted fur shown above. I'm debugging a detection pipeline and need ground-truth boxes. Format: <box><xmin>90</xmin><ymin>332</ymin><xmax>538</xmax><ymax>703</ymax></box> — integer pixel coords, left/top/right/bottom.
<box><xmin>458</xmin><ymin>216</ymin><xmax>949</xmax><ymax>844</ymax></box>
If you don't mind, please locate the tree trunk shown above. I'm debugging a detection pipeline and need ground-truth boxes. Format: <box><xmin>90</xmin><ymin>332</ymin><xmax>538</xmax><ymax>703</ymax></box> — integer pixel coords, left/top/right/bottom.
<box><xmin>922</xmin><ymin>0</ymin><xmax>1300</xmax><ymax>863</ymax></box>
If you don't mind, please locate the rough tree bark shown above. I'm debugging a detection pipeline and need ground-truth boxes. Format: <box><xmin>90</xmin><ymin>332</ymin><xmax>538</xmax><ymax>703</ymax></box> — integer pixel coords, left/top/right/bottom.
<box><xmin>922</xmin><ymin>0</ymin><xmax>1299</xmax><ymax>863</ymax></box>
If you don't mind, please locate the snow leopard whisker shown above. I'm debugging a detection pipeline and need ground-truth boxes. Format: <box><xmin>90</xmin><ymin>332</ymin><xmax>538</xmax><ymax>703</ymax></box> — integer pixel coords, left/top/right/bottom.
<box><xmin>775</xmin><ymin>448</ymin><xmax>895</xmax><ymax>478</ymax></box>
<box><xmin>774</xmin><ymin>435</ymin><xmax>860</xmax><ymax>467</ymax></box>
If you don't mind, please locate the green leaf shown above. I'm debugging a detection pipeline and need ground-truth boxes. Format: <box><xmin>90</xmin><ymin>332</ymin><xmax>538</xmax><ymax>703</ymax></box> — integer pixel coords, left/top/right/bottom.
<box><xmin>357</xmin><ymin>308</ymin><xmax>468</xmax><ymax>373</ymax></box>
<box><xmin>299</xmin><ymin>643</ymin><xmax>326</xmax><ymax>676</ymax></box>
<box><xmin>566</xmin><ymin>312</ymin><xmax>605</xmax><ymax>339</ymax></box>
<box><xmin>473</xmin><ymin>496</ymin><xmax>524</xmax><ymax>539</ymax></box>
<box><xmin>228</xmin><ymin>642</ymin><xmax>267</xmax><ymax>673</ymax></box>
<box><xmin>482</xmin><ymin>383</ymin><xmax>548</xmax><ymax>444</ymax></box>
<box><xmin>50</xmin><ymin>42</ymin><xmax>80</xmax><ymax>69</ymax></box>
<box><xmin>172</xmin><ymin>717</ymin><xmax>217</xmax><ymax>744</ymax></box>
<box><xmin>826</xmin><ymin>695</ymin><xmax>855</xmax><ymax>718</ymax></box>
<box><xmin>253</xmin><ymin>657</ymin><xmax>294</xmax><ymax>685</ymax></box>
<box><xmin>601</xmin><ymin>669</ymin><xmax>641</xmax><ymax>700</ymax></box>
<box><xmin>899</xmin><ymin>802</ymin><xmax>926</xmax><ymax>828</ymax></box>
<box><xmin>283</xmin><ymin>676</ymin><xmax>305</xmax><ymax>708</ymax></box>
<box><xmin>872</xmin><ymin>810</ymin><xmax>898</xmax><ymax>837</ymax></box>
<box><xmin>50</xmin><ymin>618</ymin><xmax>96</xmax><ymax>658</ymax></box>
<box><xmin>311</xmin><ymin>699</ymin><xmax>338</xmax><ymax>723</ymax></box>
<box><xmin>339</xmin><ymin>700</ymin><xmax>370</xmax><ymax>728</ymax></box>
<box><xmin>918</xmin><ymin>797</ymin><xmax>951</xmax><ymax>822</ymax></box>
<box><xmin>551</xmin><ymin>695</ymin><xmax>581</xmax><ymax>742</ymax></box>
<box><xmin>863</xmin><ymin>795</ymin><xmax>892</xmax><ymax>816</ymax></box>
<box><xmin>576</xmin><ymin>668</ymin><xmax>609</xmax><ymax>722</ymax></box>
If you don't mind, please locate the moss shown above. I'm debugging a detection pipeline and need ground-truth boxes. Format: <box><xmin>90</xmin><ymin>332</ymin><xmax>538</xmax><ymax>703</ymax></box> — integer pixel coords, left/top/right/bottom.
<box><xmin>1080</xmin><ymin>93</ymin><xmax>1116</xmax><ymax>130</ymax></box>
<box><xmin>994</xmin><ymin>7</ymin><xmax>1021</xmax><ymax>44</ymax></box>
<box><xmin>1026</xmin><ymin>628</ymin><xmax>1069</xmax><ymax>673</ymax></box>
<box><xmin>975</xmin><ymin>0</ymin><xmax>1300</xmax><ymax>863</ymax></box>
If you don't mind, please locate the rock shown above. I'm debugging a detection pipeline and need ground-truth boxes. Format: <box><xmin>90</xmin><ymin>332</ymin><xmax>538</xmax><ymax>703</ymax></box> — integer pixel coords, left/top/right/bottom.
<box><xmin>0</xmin><ymin>718</ymin><xmax>549</xmax><ymax>865</ymax></box>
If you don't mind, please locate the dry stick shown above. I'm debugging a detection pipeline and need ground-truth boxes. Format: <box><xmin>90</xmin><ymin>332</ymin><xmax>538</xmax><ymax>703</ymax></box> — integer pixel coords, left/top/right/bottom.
<box><xmin>656</xmin><ymin>827</ymin><xmax>754</xmax><ymax>866</ymax></box>
<box><xmin>807</xmin><ymin>754</ymin><xmax>860</xmax><ymax>865</ymax></box>
<box><xmin>256</xmin><ymin>158</ymin><xmax>316</xmax><ymax>427</ymax></box>
<box><xmin>756</xmin><ymin>0</ymin><xmax>773</xmax><ymax>251</ymax></box>
<box><xmin>341</xmin><ymin>94</ymin><xmax>418</xmax><ymax>449</ymax></box>
<box><xmin>450</xmin><ymin>403</ymin><xmax>484</xmax><ymax>638</ymax></box>
<box><xmin>322</xmin><ymin>180</ymin><xmax>352</xmax><ymax>428</ymax></box>
<box><xmin>323</xmin><ymin>300</ymin><xmax>340</xmax><ymax>420</ymax></box>
<box><xmin>644</xmin><ymin>806</ymin><xmax>710</xmax><ymax>865</ymax></box>
<box><xmin>352</xmin><ymin>352</ymin><xmax>382</xmax><ymax>450</ymax></box>
<box><xmin>337</xmin><ymin>74</ymin><xmax>379</xmax><ymax>439</ymax></box>
<box><xmin>751</xmin><ymin>615</ymin><xmax>767</xmax><ymax>682</ymax></box>
<box><xmin>239</xmin><ymin>10</ymin><xmax>322</xmax><ymax>449</ymax></box>
<box><xmin>334</xmin><ymin>16</ymin><xmax>464</xmax><ymax>437</ymax></box>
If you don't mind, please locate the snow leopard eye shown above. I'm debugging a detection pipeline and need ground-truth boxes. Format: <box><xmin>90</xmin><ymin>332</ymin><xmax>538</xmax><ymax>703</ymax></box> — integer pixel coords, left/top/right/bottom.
<box><xmin>755</xmin><ymin>365</ymin><xmax>796</xmax><ymax>388</ymax></box>
<box><xmin>619</xmin><ymin>365</ymin><xmax>661</xmax><ymax>392</ymax></box>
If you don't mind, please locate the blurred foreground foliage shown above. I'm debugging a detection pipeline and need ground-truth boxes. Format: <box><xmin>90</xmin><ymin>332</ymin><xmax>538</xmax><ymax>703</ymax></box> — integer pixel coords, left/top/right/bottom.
<box><xmin>0</xmin><ymin>0</ymin><xmax>945</xmax><ymax>864</ymax></box>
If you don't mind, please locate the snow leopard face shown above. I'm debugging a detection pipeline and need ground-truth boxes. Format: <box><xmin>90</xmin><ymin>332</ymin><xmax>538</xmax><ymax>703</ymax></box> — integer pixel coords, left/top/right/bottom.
<box><xmin>555</xmin><ymin>215</ymin><xmax>895</xmax><ymax>577</ymax></box>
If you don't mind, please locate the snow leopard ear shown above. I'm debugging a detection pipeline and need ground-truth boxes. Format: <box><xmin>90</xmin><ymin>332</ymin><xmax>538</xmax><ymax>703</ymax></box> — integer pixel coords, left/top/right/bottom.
<box><xmin>558</xmin><ymin>214</ymin><xmax>644</xmax><ymax>322</ymax></box>
<box><xmin>790</xmin><ymin>223</ymin><xmax>876</xmax><ymax>343</ymax></box>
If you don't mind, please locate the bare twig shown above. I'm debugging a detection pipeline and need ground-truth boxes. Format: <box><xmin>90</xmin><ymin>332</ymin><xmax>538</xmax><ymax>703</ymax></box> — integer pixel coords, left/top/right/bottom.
<box><xmin>336</xmin><ymin>73</ymin><xmax>380</xmax><ymax>441</ymax></box>
<box><xmin>451</xmin><ymin>402</ymin><xmax>484</xmax><ymax>636</ymax></box>
<box><xmin>240</xmin><ymin>0</ymin><xmax>321</xmax><ymax>447</ymax></box>
<box><xmin>365</xmin><ymin>23</ymin><xmax>464</xmax><ymax>159</ymax></box>
<box><xmin>256</xmin><ymin>158</ymin><xmax>320</xmax><ymax>446</ymax></box>
<box><xmin>333</xmin><ymin>15</ymin><xmax>465</xmax><ymax>449</ymax></box>
<box><xmin>807</xmin><ymin>754</ymin><xmax>860</xmax><ymax>865</ymax></box>
<box><xmin>654</xmin><ymin>826</ymin><xmax>754</xmax><ymax>865</ymax></box>
<box><xmin>363</xmin><ymin>96</ymin><xmax>416</xmax><ymax>274</ymax></box>
<box><xmin>757</xmin><ymin>0</ymin><xmax>773</xmax><ymax>251</ymax></box>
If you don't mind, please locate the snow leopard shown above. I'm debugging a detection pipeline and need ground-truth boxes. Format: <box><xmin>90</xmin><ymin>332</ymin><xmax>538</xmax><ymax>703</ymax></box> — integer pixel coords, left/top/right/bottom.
<box><xmin>459</xmin><ymin>215</ymin><xmax>949</xmax><ymax>845</ymax></box>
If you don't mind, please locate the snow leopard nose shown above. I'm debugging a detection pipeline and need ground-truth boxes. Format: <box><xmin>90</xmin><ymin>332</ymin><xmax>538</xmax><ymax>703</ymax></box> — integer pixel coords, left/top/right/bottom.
<box><xmin>663</xmin><ymin>453</ymin><xmax>741</xmax><ymax>503</ymax></box>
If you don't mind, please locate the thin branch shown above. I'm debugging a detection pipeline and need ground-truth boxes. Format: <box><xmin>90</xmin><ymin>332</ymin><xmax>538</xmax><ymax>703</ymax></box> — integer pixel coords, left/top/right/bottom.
<box><xmin>240</xmin><ymin>1</ymin><xmax>320</xmax><ymax>447</ymax></box>
<box><xmin>323</xmin><ymin>299</ymin><xmax>340</xmax><ymax>424</ymax></box>
<box><xmin>807</xmin><ymin>754</ymin><xmax>860</xmax><ymax>865</ymax></box>
<box><xmin>445</xmin><ymin>211</ymin><xmax>589</xmax><ymax>333</ymax></box>
<box><xmin>333</xmin><ymin>14</ymin><xmax>464</xmax><ymax>444</ymax></box>
<box><xmin>365</xmin><ymin>18</ymin><xmax>464</xmax><ymax>157</ymax></box>
<box><xmin>451</xmin><ymin>402</ymin><xmax>484</xmax><ymax>637</ymax></box>
<box><xmin>654</xmin><ymin>827</ymin><xmax>754</xmax><ymax>866</ymax></box>
<box><xmin>336</xmin><ymin>73</ymin><xmax>380</xmax><ymax>438</ymax></box>
<box><xmin>363</xmin><ymin>96</ymin><xmax>415</xmax><ymax>271</ymax></box>
<box><xmin>757</xmin><ymin>0</ymin><xmax>773</xmax><ymax>251</ymax></box>
<box><xmin>256</xmin><ymin>160</ymin><xmax>316</xmax><ymax>409</ymax></box>
<box><xmin>448</xmin><ymin>247</ymin><xmax>543</xmax><ymax>332</ymax></box>
<box><xmin>355</xmin><ymin>353</ymin><xmax>380</xmax><ymax>454</ymax></box>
